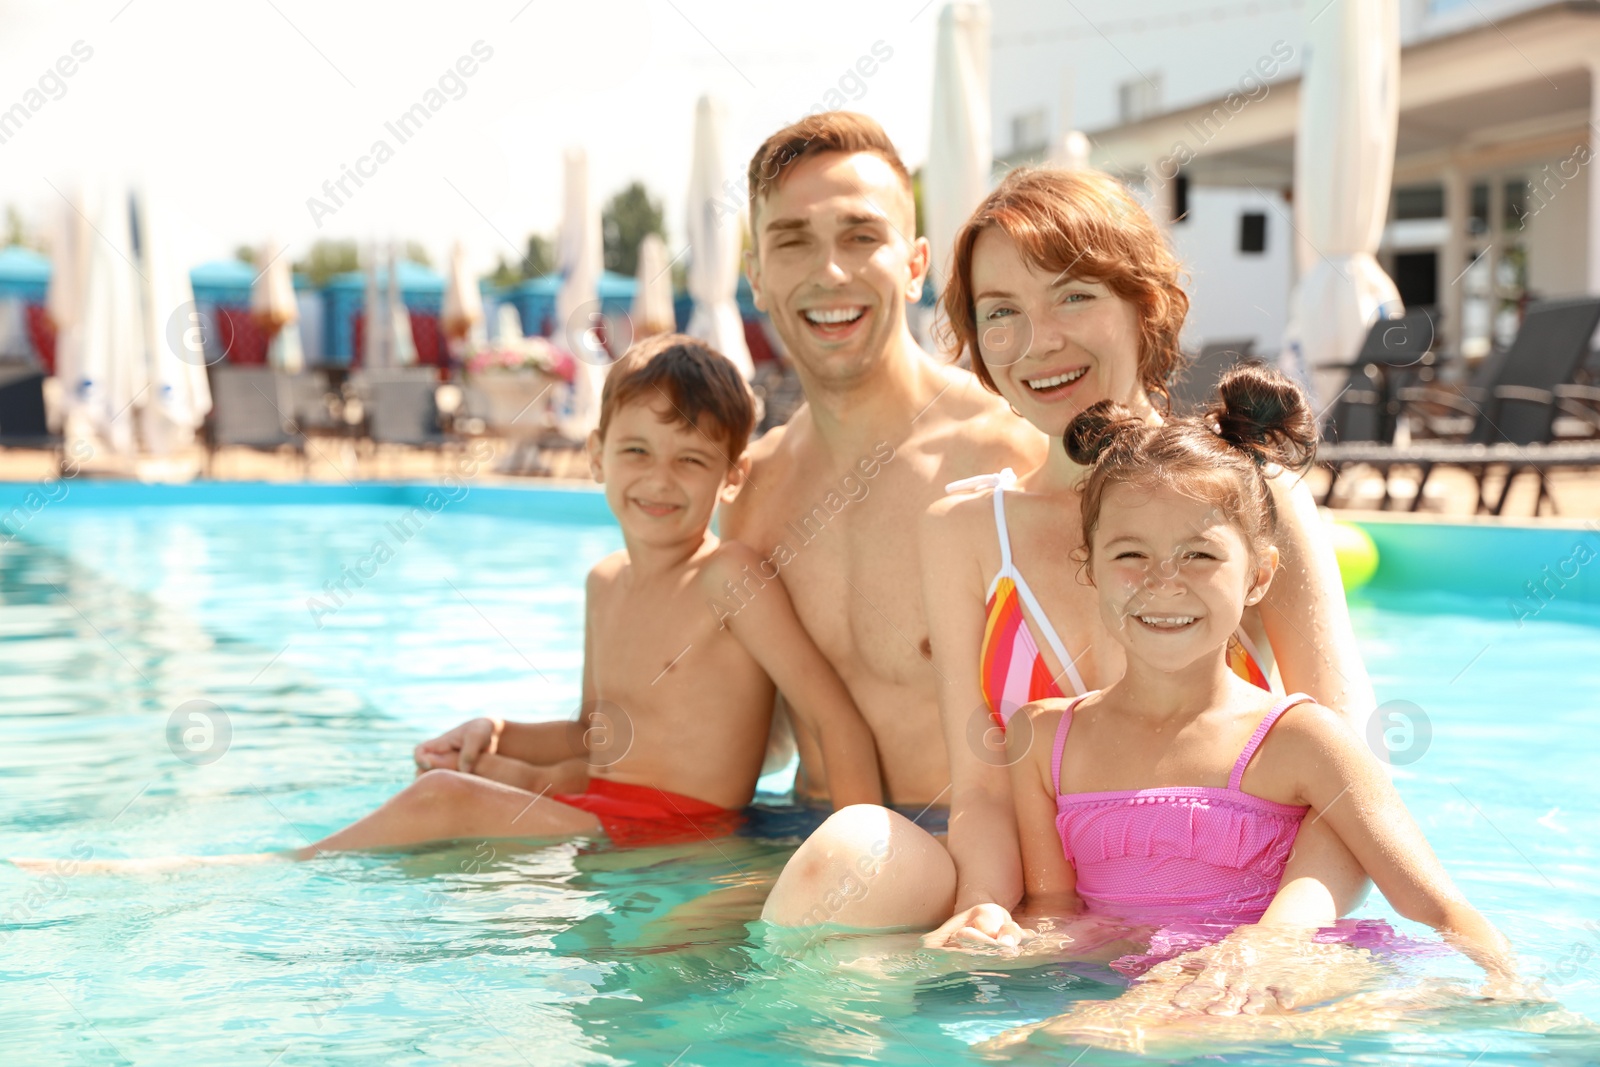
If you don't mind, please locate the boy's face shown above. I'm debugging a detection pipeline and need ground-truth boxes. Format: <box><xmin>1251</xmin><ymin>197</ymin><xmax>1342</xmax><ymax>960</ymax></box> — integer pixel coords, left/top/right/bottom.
<box><xmin>746</xmin><ymin>150</ymin><xmax>928</xmax><ymax>389</ymax></box>
<box><xmin>587</xmin><ymin>398</ymin><xmax>747</xmax><ymax>547</ymax></box>
<box><xmin>1089</xmin><ymin>484</ymin><xmax>1277</xmax><ymax>676</ymax></box>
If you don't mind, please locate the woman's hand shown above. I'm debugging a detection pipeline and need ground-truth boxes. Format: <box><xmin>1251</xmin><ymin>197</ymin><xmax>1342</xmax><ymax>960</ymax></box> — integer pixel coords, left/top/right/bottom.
<box><xmin>923</xmin><ymin>903</ymin><xmax>1033</xmax><ymax>952</ymax></box>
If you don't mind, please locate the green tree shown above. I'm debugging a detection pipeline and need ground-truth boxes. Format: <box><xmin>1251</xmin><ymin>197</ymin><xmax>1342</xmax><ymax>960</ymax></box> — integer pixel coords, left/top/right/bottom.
<box><xmin>403</xmin><ymin>241</ymin><xmax>432</xmax><ymax>268</ymax></box>
<box><xmin>602</xmin><ymin>181</ymin><xmax>665</xmax><ymax>277</ymax></box>
<box><xmin>521</xmin><ymin>234</ymin><xmax>554</xmax><ymax>279</ymax></box>
<box><xmin>4</xmin><ymin>204</ymin><xmax>33</xmax><ymax>249</ymax></box>
<box><xmin>293</xmin><ymin>240</ymin><xmax>361</xmax><ymax>287</ymax></box>
<box><xmin>234</xmin><ymin>244</ymin><xmax>258</xmax><ymax>265</ymax></box>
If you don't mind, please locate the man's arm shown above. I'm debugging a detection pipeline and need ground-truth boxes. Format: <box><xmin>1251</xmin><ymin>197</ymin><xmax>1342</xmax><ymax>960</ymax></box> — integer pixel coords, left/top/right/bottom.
<box><xmin>700</xmin><ymin>541</ymin><xmax>884</xmax><ymax>809</ymax></box>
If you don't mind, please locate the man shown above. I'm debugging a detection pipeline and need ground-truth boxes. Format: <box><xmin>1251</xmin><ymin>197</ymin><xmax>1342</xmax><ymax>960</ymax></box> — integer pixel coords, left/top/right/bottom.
<box><xmin>720</xmin><ymin>112</ymin><xmax>1044</xmax><ymax>811</ymax></box>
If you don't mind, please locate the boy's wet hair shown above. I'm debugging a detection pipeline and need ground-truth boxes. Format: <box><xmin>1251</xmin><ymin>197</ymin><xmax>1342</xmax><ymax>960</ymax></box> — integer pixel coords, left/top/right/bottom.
<box><xmin>1065</xmin><ymin>363</ymin><xmax>1318</xmax><ymax>566</ymax></box>
<box><xmin>597</xmin><ymin>334</ymin><xmax>757</xmax><ymax>461</ymax></box>
<box><xmin>746</xmin><ymin>111</ymin><xmax>914</xmax><ymax>233</ymax></box>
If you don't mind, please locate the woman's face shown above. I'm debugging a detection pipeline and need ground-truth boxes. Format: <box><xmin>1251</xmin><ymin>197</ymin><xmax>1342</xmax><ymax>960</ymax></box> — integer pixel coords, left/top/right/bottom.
<box><xmin>970</xmin><ymin>227</ymin><xmax>1150</xmax><ymax>437</ymax></box>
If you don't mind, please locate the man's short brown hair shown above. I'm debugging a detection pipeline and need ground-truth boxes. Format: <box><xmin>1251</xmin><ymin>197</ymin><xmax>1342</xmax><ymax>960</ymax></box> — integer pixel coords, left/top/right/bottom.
<box><xmin>597</xmin><ymin>334</ymin><xmax>757</xmax><ymax>461</ymax></box>
<box><xmin>746</xmin><ymin>111</ymin><xmax>914</xmax><ymax>234</ymax></box>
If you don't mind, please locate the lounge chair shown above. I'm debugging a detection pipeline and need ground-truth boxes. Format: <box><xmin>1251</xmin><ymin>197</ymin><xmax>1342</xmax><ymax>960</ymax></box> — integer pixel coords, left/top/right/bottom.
<box><xmin>204</xmin><ymin>365</ymin><xmax>307</xmax><ymax>476</ymax></box>
<box><xmin>1169</xmin><ymin>339</ymin><xmax>1255</xmax><ymax>413</ymax></box>
<box><xmin>0</xmin><ymin>366</ymin><xmax>60</xmax><ymax>452</ymax></box>
<box><xmin>1320</xmin><ymin>308</ymin><xmax>1438</xmax><ymax>446</ymax></box>
<box><xmin>348</xmin><ymin>368</ymin><xmax>453</xmax><ymax>473</ymax></box>
<box><xmin>1319</xmin><ymin>297</ymin><xmax>1600</xmax><ymax>514</ymax></box>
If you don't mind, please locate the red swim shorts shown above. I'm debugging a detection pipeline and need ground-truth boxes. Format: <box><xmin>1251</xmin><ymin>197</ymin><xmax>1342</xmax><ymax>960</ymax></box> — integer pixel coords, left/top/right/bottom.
<box><xmin>549</xmin><ymin>778</ymin><xmax>742</xmax><ymax>847</ymax></box>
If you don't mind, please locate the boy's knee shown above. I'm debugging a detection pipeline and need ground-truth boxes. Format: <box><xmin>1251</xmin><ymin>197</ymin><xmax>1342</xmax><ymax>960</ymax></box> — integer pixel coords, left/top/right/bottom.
<box><xmin>408</xmin><ymin>769</ymin><xmax>477</xmax><ymax>808</ymax></box>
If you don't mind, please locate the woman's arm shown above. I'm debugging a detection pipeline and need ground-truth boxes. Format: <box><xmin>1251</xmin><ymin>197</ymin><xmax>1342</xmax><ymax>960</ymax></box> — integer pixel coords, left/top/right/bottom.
<box><xmin>701</xmin><ymin>541</ymin><xmax>884</xmax><ymax>809</ymax></box>
<box><xmin>918</xmin><ymin>494</ymin><xmax>1029</xmax><ymax>945</ymax></box>
<box><xmin>1007</xmin><ymin>704</ymin><xmax>1078</xmax><ymax>906</ymax></box>
<box><xmin>1260</xmin><ymin>474</ymin><xmax>1376</xmax><ymax>731</ymax></box>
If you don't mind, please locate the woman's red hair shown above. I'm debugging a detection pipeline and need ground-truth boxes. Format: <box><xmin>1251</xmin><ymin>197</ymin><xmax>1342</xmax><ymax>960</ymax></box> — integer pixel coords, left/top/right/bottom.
<box><xmin>940</xmin><ymin>167</ymin><xmax>1189</xmax><ymax>407</ymax></box>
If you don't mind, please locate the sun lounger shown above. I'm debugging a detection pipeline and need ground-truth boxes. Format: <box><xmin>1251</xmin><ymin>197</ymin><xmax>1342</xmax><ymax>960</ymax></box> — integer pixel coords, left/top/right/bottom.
<box><xmin>205</xmin><ymin>365</ymin><xmax>307</xmax><ymax>476</ymax></box>
<box><xmin>1320</xmin><ymin>308</ymin><xmax>1438</xmax><ymax>446</ymax></box>
<box><xmin>1319</xmin><ymin>298</ymin><xmax>1600</xmax><ymax>514</ymax></box>
<box><xmin>346</xmin><ymin>368</ymin><xmax>454</xmax><ymax>473</ymax></box>
<box><xmin>0</xmin><ymin>366</ymin><xmax>60</xmax><ymax>451</ymax></box>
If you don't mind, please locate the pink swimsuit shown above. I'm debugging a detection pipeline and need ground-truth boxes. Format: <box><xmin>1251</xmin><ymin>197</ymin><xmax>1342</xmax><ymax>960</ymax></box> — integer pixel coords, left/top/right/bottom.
<box><xmin>1052</xmin><ymin>691</ymin><xmax>1313</xmax><ymax>924</ymax></box>
<box><xmin>1052</xmin><ymin>691</ymin><xmax>1443</xmax><ymax>978</ymax></box>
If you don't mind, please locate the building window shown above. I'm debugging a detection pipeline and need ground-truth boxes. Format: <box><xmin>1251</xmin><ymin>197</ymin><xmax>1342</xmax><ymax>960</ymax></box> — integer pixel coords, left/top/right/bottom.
<box><xmin>1239</xmin><ymin>212</ymin><xmax>1267</xmax><ymax>253</ymax></box>
<box><xmin>1117</xmin><ymin>75</ymin><xmax>1163</xmax><ymax>124</ymax></box>
<box><xmin>1011</xmin><ymin>109</ymin><xmax>1047</xmax><ymax>155</ymax></box>
<box><xmin>1393</xmin><ymin>184</ymin><xmax>1444</xmax><ymax>220</ymax></box>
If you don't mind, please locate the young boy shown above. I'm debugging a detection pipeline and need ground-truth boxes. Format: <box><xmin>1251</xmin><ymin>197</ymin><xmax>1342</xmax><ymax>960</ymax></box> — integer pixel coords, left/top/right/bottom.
<box><xmin>302</xmin><ymin>334</ymin><xmax>883</xmax><ymax>853</ymax></box>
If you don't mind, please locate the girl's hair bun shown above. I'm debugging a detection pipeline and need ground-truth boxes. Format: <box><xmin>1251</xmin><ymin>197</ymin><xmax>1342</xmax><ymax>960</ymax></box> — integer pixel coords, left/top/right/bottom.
<box><xmin>1064</xmin><ymin>400</ymin><xmax>1144</xmax><ymax>466</ymax></box>
<box><xmin>1210</xmin><ymin>363</ymin><xmax>1317</xmax><ymax>472</ymax></box>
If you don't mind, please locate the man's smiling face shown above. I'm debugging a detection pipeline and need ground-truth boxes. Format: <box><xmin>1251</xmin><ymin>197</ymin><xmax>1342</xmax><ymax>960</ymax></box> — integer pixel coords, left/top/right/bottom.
<box><xmin>746</xmin><ymin>150</ymin><xmax>928</xmax><ymax>389</ymax></box>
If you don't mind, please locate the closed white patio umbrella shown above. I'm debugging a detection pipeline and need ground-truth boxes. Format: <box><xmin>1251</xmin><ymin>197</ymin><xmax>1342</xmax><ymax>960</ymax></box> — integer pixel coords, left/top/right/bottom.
<box><xmin>633</xmin><ymin>233</ymin><xmax>676</xmax><ymax>339</ymax></box>
<box><xmin>441</xmin><ymin>240</ymin><xmax>485</xmax><ymax>353</ymax></box>
<box><xmin>253</xmin><ymin>238</ymin><xmax>304</xmax><ymax>374</ymax></box>
<box><xmin>78</xmin><ymin>184</ymin><xmax>146</xmax><ymax>457</ymax></box>
<box><xmin>685</xmin><ymin>94</ymin><xmax>753</xmax><ymax>379</ymax></box>
<box><xmin>135</xmin><ymin>186</ymin><xmax>211</xmax><ymax>455</ymax></box>
<box><xmin>362</xmin><ymin>244</ymin><xmax>384</xmax><ymax>368</ymax></box>
<box><xmin>1281</xmin><ymin>0</ymin><xmax>1403</xmax><ymax>412</ymax></box>
<box><xmin>386</xmin><ymin>241</ymin><xmax>417</xmax><ymax>367</ymax></box>
<box><xmin>47</xmin><ymin>183</ymin><xmax>95</xmax><ymax>447</ymax></box>
<box><xmin>925</xmin><ymin>2</ymin><xmax>992</xmax><ymax>291</ymax></box>
<box><xmin>556</xmin><ymin>146</ymin><xmax>605</xmax><ymax>437</ymax></box>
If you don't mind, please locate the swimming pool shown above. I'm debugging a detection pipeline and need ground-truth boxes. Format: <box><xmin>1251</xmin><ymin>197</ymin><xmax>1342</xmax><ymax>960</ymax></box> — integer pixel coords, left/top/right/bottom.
<box><xmin>2</xmin><ymin>483</ymin><xmax>1597</xmax><ymax>1064</ymax></box>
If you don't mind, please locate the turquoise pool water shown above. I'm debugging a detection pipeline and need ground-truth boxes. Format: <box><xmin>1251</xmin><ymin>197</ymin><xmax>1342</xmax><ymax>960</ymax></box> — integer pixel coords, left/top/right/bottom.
<box><xmin>2</xmin><ymin>487</ymin><xmax>1598</xmax><ymax>1065</ymax></box>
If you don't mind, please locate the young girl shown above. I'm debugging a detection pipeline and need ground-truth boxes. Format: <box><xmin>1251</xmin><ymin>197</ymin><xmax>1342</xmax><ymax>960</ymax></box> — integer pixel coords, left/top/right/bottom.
<box><xmin>993</xmin><ymin>364</ymin><xmax>1514</xmax><ymax>1035</ymax></box>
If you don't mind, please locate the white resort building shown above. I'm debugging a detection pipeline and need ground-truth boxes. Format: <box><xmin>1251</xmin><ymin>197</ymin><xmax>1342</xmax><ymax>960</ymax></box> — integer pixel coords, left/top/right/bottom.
<box><xmin>991</xmin><ymin>0</ymin><xmax>1600</xmax><ymax>362</ymax></box>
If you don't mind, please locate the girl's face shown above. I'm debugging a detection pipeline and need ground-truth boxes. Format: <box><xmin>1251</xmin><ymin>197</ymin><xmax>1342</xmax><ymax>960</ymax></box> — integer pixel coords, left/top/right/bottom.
<box><xmin>1089</xmin><ymin>482</ymin><xmax>1276</xmax><ymax>675</ymax></box>
<box><xmin>970</xmin><ymin>227</ymin><xmax>1151</xmax><ymax>438</ymax></box>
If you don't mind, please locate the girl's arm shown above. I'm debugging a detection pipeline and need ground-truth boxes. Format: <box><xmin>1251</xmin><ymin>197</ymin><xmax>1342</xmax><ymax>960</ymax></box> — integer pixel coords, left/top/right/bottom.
<box><xmin>1276</xmin><ymin>703</ymin><xmax>1513</xmax><ymax>978</ymax></box>
<box><xmin>1164</xmin><ymin>481</ymin><xmax>1378</xmax><ymax>1012</ymax></box>
<box><xmin>1256</xmin><ymin>475</ymin><xmax>1377</xmax><ymax>914</ymax></box>
<box><xmin>701</xmin><ymin>541</ymin><xmax>884</xmax><ymax>809</ymax></box>
<box><xmin>919</xmin><ymin>495</ymin><xmax>1029</xmax><ymax>947</ymax></box>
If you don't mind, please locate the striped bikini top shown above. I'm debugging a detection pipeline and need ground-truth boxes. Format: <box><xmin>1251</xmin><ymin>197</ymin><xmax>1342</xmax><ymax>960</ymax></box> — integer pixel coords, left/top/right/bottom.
<box><xmin>946</xmin><ymin>470</ymin><xmax>1274</xmax><ymax>725</ymax></box>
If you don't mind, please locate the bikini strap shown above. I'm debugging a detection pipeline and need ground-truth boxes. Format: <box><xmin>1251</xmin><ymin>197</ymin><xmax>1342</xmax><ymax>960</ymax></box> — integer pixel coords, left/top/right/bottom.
<box><xmin>991</xmin><ymin>472</ymin><xmax>1016</xmax><ymax>573</ymax></box>
<box><xmin>1051</xmin><ymin>692</ymin><xmax>1095</xmax><ymax>798</ymax></box>
<box><xmin>1228</xmin><ymin>692</ymin><xmax>1315</xmax><ymax>791</ymax></box>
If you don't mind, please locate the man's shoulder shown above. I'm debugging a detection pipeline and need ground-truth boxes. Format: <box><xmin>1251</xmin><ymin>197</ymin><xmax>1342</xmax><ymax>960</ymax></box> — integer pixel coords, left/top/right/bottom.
<box><xmin>915</xmin><ymin>365</ymin><xmax>1047</xmax><ymax>476</ymax></box>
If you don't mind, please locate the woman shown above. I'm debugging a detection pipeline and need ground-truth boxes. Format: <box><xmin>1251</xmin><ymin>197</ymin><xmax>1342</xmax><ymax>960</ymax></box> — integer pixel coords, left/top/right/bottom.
<box><xmin>763</xmin><ymin>168</ymin><xmax>1375</xmax><ymax>1011</ymax></box>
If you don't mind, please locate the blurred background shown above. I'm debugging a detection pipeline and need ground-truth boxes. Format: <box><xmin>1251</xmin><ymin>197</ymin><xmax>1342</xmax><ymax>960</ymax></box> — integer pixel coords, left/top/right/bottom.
<box><xmin>0</xmin><ymin>0</ymin><xmax>1596</xmax><ymax>509</ymax></box>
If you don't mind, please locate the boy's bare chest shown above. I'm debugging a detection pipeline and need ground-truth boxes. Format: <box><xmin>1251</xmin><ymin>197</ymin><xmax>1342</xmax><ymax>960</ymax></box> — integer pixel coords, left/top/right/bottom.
<box><xmin>591</xmin><ymin>584</ymin><xmax>725</xmax><ymax>692</ymax></box>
